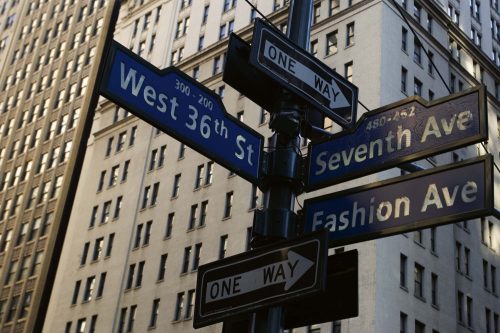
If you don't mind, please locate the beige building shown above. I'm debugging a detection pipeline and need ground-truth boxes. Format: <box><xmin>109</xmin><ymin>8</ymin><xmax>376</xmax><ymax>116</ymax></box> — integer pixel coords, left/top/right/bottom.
<box><xmin>0</xmin><ymin>0</ymin><xmax>116</xmax><ymax>332</ymax></box>
<box><xmin>8</xmin><ymin>0</ymin><xmax>499</xmax><ymax>332</ymax></box>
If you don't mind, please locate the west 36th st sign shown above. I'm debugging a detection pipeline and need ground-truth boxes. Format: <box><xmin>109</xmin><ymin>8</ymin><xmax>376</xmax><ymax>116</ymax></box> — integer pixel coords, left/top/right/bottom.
<box><xmin>306</xmin><ymin>87</ymin><xmax>487</xmax><ymax>191</ymax></box>
<box><xmin>100</xmin><ymin>41</ymin><xmax>264</xmax><ymax>184</ymax></box>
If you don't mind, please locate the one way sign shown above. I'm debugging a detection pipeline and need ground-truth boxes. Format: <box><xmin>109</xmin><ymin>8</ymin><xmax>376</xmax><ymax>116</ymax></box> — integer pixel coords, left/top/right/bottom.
<box><xmin>193</xmin><ymin>230</ymin><xmax>327</xmax><ymax>328</ymax></box>
<box><xmin>250</xmin><ymin>19</ymin><xmax>358</xmax><ymax>128</ymax></box>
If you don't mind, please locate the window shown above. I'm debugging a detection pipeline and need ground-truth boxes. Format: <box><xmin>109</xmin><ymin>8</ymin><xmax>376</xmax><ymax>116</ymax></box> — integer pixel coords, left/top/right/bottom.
<box><xmin>89</xmin><ymin>315</ymin><xmax>98</xmax><ymax>333</ymax></box>
<box><xmin>199</xmin><ymin>201</ymin><xmax>208</xmax><ymax>227</ymax></box>
<box><xmin>456</xmin><ymin>242</ymin><xmax>462</xmax><ymax>271</ymax></box>
<box><xmin>158</xmin><ymin>253</ymin><xmax>167</xmax><ymax>280</ymax></box>
<box><xmin>484</xmin><ymin>260</ymin><xmax>490</xmax><ymax>289</ymax></box>
<box><xmin>83</xmin><ymin>275</ymin><xmax>96</xmax><ymax>301</ymax></box>
<box><xmin>450</xmin><ymin>73</ymin><xmax>456</xmax><ymax>93</ymax></box>
<box><xmin>492</xmin><ymin>265</ymin><xmax>497</xmax><ymax>294</ymax></box>
<box><xmin>93</xmin><ymin>237</ymin><xmax>104</xmax><ymax>261</ymax></box>
<box><xmin>18</xmin><ymin>292</ymin><xmax>32</xmax><ymax>319</ymax></box>
<box><xmin>126</xmin><ymin>264</ymin><xmax>136</xmax><ymax>289</ymax></box>
<box><xmin>307</xmin><ymin>2</ymin><xmax>319</xmax><ymax>24</ymax></box>
<box><xmin>0</xmin><ymin>229</ymin><xmax>12</xmax><ymax>252</ymax></box>
<box><xmin>246</xmin><ymin>227</ymin><xmax>253</xmax><ymax>251</ymax></box>
<box><xmin>458</xmin><ymin>291</ymin><xmax>464</xmax><ymax>323</ymax></box>
<box><xmin>122</xmin><ymin>160</ymin><xmax>130</xmax><ymax>182</ymax></box>
<box><xmin>16</xmin><ymin>222</ymin><xmax>28</xmax><ymax>245</ymax></box>
<box><xmin>172</xmin><ymin>174</ymin><xmax>181</xmax><ymax>197</ymax></box>
<box><xmin>97</xmin><ymin>170</ymin><xmax>106</xmax><ymax>192</ymax></box>
<box><xmin>181</xmin><ymin>246</ymin><xmax>191</xmax><ymax>273</ymax></box>
<box><xmin>81</xmin><ymin>242</ymin><xmax>90</xmax><ymax>265</ymax></box>
<box><xmin>224</xmin><ymin>191</ymin><xmax>233</xmax><ymax>218</ymax></box>
<box><xmin>218</xmin><ymin>85</ymin><xmax>225</xmax><ymax>98</ymax></box>
<box><xmin>144</xmin><ymin>221</ymin><xmax>152</xmax><ymax>245</ymax></box>
<box><xmin>175</xmin><ymin>16</ymin><xmax>190</xmax><ymax>38</ymax></box>
<box><xmin>213</xmin><ymin>55</ymin><xmax>222</xmax><ymax>75</ymax></box>
<box><xmin>28</xmin><ymin>216</ymin><xmax>42</xmax><ymax>240</ymax></box>
<box><xmin>17</xmin><ymin>256</ymin><xmax>30</xmax><ymax>281</ymax></box>
<box><xmin>105</xmin><ymin>233</ymin><xmax>115</xmax><ymax>257</ymax></box>
<box><xmin>415</xmin><ymin>320</ymin><xmax>425</xmax><ymax>333</ymax></box>
<box><xmin>464</xmin><ymin>247</ymin><xmax>470</xmax><ymax>275</ymax></box>
<box><xmin>414</xmin><ymin>263</ymin><xmax>424</xmax><ymax>298</ymax></box>
<box><xmin>466</xmin><ymin>296</ymin><xmax>473</xmax><ymax>327</ymax></box>
<box><xmin>250</xmin><ymin>8</ymin><xmax>257</xmax><ymax>22</ymax></box>
<box><xmin>402</xmin><ymin>27</ymin><xmax>408</xmax><ymax>52</ymax></box>
<box><xmin>0</xmin><ymin>300</ymin><xmax>5</xmax><ymax>325</ymax></box>
<box><xmin>109</xmin><ymin>165</ymin><xmax>119</xmax><ymax>187</ymax></box>
<box><xmin>105</xmin><ymin>137</ymin><xmax>113</xmax><ymax>157</ymax></box>
<box><xmin>142</xmin><ymin>186</ymin><xmax>150</xmax><ymax>209</ymax></box>
<box><xmin>127</xmin><ymin>305</ymin><xmax>137</xmax><ymax>332</ymax></box>
<box><xmin>195</xmin><ymin>164</ymin><xmax>204</xmax><ymax>189</ymax></box>
<box><xmin>118</xmin><ymin>308</ymin><xmax>127</xmax><ymax>333</ymax></box>
<box><xmin>151</xmin><ymin>182</ymin><xmax>159</xmax><ymax>206</ymax></box>
<box><xmin>400</xmin><ymin>254</ymin><xmax>407</xmax><ymax>288</ymax></box>
<box><xmin>186</xmin><ymin>289</ymin><xmax>195</xmax><ymax>319</ymax></box>
<box><xmin>310</xmin><ymin>39</ymin><xmax>318</xmax><ymax>56</ymax></box>
<box><xmin>114</xmin><ymin>196</ymin><xmax>123</xmax><ymax>219</ymax></box>
<box><xmin>472</xmin><ymin>0</ymin><xmax>481</xmax><ymax>20</ymax></box>
<box><xmin>223</xmin><ymin>0</ymin><xmax>236</xmax><ymax>12</ymax></box>
<box><xmin>165</xmin><ymin>213</ymin><xmax>174</xmax><ymax>238</ymax></box>
<box><xmin>471</xmin><ymin>28</ymin><xmax>482</xmax><ymax>47</ymax></box>
<box><xmin>344</xmin><ymin>61</ymin><xmax>353</xmax><ymax>82</ymax></box>
<box><xmin>134</xmin><ymin>224</ymin><xmax>143</xmax><ymax>248</ymax></box>
<box><xmin>431</xmin><ymin>273</ymin><xmax>438</xmax><ymax>306</ymax></box>
<box><xmin>488</xmin><ymin>221</ymin><xmax>494</xmax><ymax>248</ymax></box>
<box><xmin>202</xmin><ymin>5</ymin><xmax>209</xmax><ymax>24</ymax></box>
<box><xmin>89</xmin><ymin>206</ymin><xmax>98</xmax><ymax>228</ymax></box>
<box><xmin>430</xmin><ymin>227</ymin><xmax>436</xmax><ymax>252</ymax></box>
<box><xmin>250</xmin><ymin>184</ymin><xmax>260</xmax><ymax>209</ymax></box>
<box><xmin>116</xmin><ymin>132</ymin><xmax>126</xmax><ymax>152</ymax></box>
<box><xmin>71</xmin><ymin>280</ymin><xmax>81</xmax><ymax>304</ymax></box>
<box><xmin>414</xmin><ymin>78</ymin><xmax>422</xmax><ymax>96</ymax></box>
<box><xmin>427</xmin><ymin>15</ymin><xmax>433</xmax><ymax>33</ymax></box>
<box><xmin>136</xmin><ymin>261</ymin><xmax>145</xmax><ymax>287</ymax></box>
<box><xmin>198</xmin><ymin>35</ymin><xmax>204</xmax><ymax>51</ymax></box>
<box><xmin>149</xmin><ymin>299</ymin><xmax>160</xmax><ymax>328</ymax></box>
<box><xmin>76</xmin><ymin>318</ymin><xmax>86</xmax><ymax>333</ymax></box>
<box><xmin>126</xmin><ymin>126</ymin><xmax>136</xmax><ymax>146</ymax></box>
<box><xmin>414</xmin><ymin>230</ymin><xmax>423</xmax><ymax>244</ymax></box>
<box><xmin>205</xmin><ymin>161</ymin><xmax>213</xmax><ymax>185</ymax></box>
<box><xmin>192</xmin><ymin>66</ymin><xmax>200</xmax><ymax>80</ymax></box>
<box><xmin>414</xmin><ymin>40</ymin><xmax>422</xmax><ymax>64</ymax></box>
<box><xmin>346</xmin><ymin>22</ymin><xmax>355</xmax><ymax>46</ymax></box>
<box><xmin>193</xmin><ymin>243</ymin><xmax>202</xmax><ymax>270</ymax></box>
<box><xmin>101</xmin><ymin>201</ymin><xmax>111</xmax><ymax>224</ymax></box>
<box><xmin>219</xmin><ymin>234</ymin><xmax>228</xmax><ymax>259</ymax></box>
<box><xmin>41</xmin><ymin>212</ymin><xmax>53</xmax><ymax>237</ymax></box>
<box><xmin>6</xmin><ymin>296</ymin><xmax>18</xmax><ymax>322</ymax></box>
<box><xmin>174</xmin><ymin>292</ymin><xmax>184</xmax><ymax>321</ymax></box>
<box><xmin>5</xmin><ymin>260</ymin><xmax>18</xmax><ymax>284</ymax></box>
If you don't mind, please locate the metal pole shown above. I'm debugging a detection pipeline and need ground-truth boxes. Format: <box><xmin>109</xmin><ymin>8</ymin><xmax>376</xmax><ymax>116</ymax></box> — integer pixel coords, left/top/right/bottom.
<box><xmin>251</xmin><ymin>1</ymin><xmax>313</xmax><ymax>332</ymax></box>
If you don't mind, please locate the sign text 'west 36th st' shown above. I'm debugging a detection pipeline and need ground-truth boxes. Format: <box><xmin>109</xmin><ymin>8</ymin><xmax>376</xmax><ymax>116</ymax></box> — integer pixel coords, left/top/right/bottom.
<box><xmin>100</xmin><ymin>41</ymin><xmax>264</xmax><ymax>184</ymax></box>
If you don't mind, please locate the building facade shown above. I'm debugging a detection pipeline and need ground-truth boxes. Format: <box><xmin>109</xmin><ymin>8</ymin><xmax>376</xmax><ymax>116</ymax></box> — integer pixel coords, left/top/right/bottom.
<box><xmin>26</xmin><ymin>0</ymin><xmax>500</xmax><ymax>332</ymax></box>
<box><xmin>0</xmin><ymin>0</ymin><xmax>116</xmax><ymax>332</ymax></box>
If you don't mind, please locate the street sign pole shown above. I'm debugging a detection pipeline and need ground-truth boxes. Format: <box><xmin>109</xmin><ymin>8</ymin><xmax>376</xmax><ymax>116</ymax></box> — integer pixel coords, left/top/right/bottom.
<box><xmin>251</xmin><ymin>1</ymin><xmax>313</xmax><ymax>332</ymax></box>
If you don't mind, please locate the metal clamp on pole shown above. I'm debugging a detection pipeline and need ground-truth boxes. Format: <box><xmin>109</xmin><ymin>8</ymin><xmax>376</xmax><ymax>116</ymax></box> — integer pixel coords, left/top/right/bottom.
<box><xmin>252</xmin><ymin>94</ymin><xmax>303</xmax><ymax>246</ymax></box>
